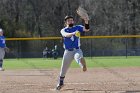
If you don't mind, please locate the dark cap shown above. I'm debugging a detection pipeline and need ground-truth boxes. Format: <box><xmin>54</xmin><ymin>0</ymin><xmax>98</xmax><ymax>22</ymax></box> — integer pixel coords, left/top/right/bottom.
<box><xmin>64</xmin><ymin>15</ymin><xmax>74</xmax><ymax>21</ymax></box>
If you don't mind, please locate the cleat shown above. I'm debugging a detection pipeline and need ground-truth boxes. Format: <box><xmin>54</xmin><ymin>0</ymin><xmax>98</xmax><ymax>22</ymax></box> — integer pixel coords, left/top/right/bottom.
<box><xmin>83</xmin><ymin>65</ymin><xmax>87</xmax><ymax>72</ymax></box>
<box><xmin>80</xmin><ymin>60</ymin><xmax>87</xmax><ymax>72</ymax></box>
<box><xmin>56</xmin><ymin>76</ymin><xmax>65</xmax><ymax>90</ymax></box>
<box><xmin>0</xmin><ymin>68</ymin><xmax>4</xmax><ymax>71</ymax></box>
<box><xmin>56</xmin><ymin>84</ymin><xmax>64</xmax><ymax>90</ymax></box>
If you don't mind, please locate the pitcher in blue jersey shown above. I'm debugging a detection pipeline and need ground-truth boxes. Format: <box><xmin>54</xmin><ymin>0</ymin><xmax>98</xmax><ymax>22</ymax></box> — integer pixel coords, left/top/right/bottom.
<box><xmin>0</xmin><ymin>28</ymin><xmax>7</xmax><ymax>71</ymax></box>
<box><xmin>56</xmin><ymin>15</ymin><xmax>90</xmax><ymax>90</ymax></box>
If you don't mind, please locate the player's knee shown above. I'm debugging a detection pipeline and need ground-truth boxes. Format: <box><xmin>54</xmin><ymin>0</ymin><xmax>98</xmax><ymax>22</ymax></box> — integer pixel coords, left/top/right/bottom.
<box><xmin>74</xmin><ymin>54</ymin><xmax>82</xmax><ymax>64</ymax></box>
<box><xmin>74</xmin><ymin>53</ymin><xmax>81</xmax><ymax>60</ymax></box>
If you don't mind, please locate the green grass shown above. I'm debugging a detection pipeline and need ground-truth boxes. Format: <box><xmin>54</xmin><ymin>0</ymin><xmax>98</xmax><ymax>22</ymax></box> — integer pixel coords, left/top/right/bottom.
<box><xmin>3</xmin><ymin>56</ymin><xmax>140</xmax><ymax>69</ymax></box>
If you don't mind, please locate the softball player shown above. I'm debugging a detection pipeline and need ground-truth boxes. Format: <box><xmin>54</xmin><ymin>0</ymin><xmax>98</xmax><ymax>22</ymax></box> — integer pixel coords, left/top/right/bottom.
<box><xmin>0</xmin><ymin>28</ymin><xmax>6</xmax><ymax>71</ymax></box>
<box><xmin>56</xmin><ymin>15</ymin><xmax>90</xmax><ymax>90</ymax></box>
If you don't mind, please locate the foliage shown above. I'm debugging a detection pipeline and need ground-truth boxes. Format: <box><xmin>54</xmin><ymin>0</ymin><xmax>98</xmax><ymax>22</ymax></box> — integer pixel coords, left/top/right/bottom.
<box><xmin>0</xmin><ymin>0</ymin><xmax>140</xmax><ymax>57</ymax></box>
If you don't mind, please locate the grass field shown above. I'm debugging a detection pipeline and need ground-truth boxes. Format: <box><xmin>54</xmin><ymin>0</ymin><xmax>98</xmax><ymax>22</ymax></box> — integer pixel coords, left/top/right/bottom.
<box><xmin>3</xmin><ymin>56</ymin><xmax>140</xmax><ymax>69</ymax></box>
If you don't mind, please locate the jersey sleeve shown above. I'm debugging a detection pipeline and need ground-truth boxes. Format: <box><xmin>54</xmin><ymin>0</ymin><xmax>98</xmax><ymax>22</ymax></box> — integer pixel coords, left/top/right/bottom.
<box><xmin>60</xmin><ymin>29</ymin><xmax>67</xmax><ymax>37</ymax></box>
<box><xmin>77</xmin><ymin>25</ymin><xmax>84</xmax><ymax>32</ymax></box>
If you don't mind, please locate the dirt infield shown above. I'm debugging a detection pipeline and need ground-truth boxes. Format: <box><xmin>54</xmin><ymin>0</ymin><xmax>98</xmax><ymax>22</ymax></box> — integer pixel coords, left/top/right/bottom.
<box><xmin>0</xmin><ymin>67</ymin><xmax>140</xmax><ymax>93</ymax></box>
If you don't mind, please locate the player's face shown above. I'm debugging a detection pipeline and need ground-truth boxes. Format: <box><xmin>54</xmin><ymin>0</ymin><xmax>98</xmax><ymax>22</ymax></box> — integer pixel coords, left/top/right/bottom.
<box><xmin>0</xmin><ymin>31</ymin><xmax>3</xmax><ymax>36</ymax></box>
<box><xmin>66</xmin><ymin>18</ymin><xmax>74</xmax><ymax>26</ymax></box>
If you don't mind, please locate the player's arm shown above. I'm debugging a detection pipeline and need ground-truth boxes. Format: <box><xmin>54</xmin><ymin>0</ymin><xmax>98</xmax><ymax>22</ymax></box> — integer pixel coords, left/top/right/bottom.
<box><xmin>3</xmin><ymin>41</ymin><xmax>10</xmax><ymax>53</ymax></box>
<box><xmin>61</xmin><ymin>29</ymin><xmax>75</xmax><ymax>37</ymax></box>
<box><xmin>77</xmin><ymin>19</ymin><xmax>89</xmax><ymax>33</ymax></box>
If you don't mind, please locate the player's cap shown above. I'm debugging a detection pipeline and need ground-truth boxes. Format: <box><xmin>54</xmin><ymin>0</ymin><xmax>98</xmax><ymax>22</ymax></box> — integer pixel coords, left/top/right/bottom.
<box><xmin>0</xmin><ymin>28</ymin><xmax>3</xmax><ymax>32</ymax></box>
<box><xmin>64</xmin><ymin>15</ymin><xmax>74</xmax><ymax>21</ymax></box>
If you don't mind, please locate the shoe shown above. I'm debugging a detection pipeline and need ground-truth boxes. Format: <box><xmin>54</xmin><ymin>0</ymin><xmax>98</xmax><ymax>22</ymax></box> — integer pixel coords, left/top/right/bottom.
<box><xmin>0</xmin><ymin>68</ymin><xmax>5</xmax><ymax>71</ymax></box>
<box><xmin>80</xmin><ymin>61</ymin><xmax>87</xmax><ymax>72</ymax></box>
<box><xmin>83</xmin><ymin>65</ymin><xmax>87</xmax><ymax>72</ymax></box>
<box><xmin>56</xmin><ymin>76</ymin><xmax>65</xmax><ymax>90</ymax></box>
<box><xmin>56</xmin><ymin>83</ymin><xmax>64</xmax><ymax>90</ymax></box>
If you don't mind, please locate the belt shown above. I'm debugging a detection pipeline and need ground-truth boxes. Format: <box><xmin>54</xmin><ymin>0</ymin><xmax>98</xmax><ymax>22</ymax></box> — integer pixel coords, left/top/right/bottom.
<box><xmin>67</xmin><ymin>47</ymin><xmax>79</xmax><ymax>51</ymax></box>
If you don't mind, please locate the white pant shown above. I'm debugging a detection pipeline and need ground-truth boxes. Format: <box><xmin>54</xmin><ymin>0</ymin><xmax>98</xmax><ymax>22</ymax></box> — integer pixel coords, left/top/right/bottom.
<box><xmin>60</xmin><ymin>49</ymin><xmax>83</xmax><ymax>77</ymax></box>
<box><xmin>0</xmin><ymin>48</ymin><xmax>5</xmax><ymax>60</ymax></box>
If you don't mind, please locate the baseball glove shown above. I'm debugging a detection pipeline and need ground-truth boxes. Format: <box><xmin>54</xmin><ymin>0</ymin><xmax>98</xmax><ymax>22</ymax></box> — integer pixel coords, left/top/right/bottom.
<box><xmin>4</xmin><ymin>47</ymin><xmax>10</xmax><ymax>53</ymax></box>
<box><xmin>77</xmin><ymin>6</ymin><xmax>89</xmax><ymax>21</ymax></box>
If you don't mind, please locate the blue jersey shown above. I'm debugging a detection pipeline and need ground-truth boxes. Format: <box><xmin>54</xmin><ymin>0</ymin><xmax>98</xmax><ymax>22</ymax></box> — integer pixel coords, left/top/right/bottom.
<box><xmin>0</xmin><ymin>36</ymin><xmax>6</xmax><ymax>48</ymax></box>
<box><xmin>61</xmin><ymin>25</ymin><xmax>84</xmax><ymax>49</ymax></box>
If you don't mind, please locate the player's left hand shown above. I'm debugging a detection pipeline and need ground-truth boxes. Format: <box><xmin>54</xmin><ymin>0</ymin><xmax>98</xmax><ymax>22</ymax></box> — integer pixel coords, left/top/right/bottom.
<box><xmin>4</xmin><ymin>47</ymin><xmax>10</xmax><ymax>53</ymax></box>
<box><xmin>75</xmin><ymin>31</ymin><xmax>80</xmax><ymax>37</ymax></box>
